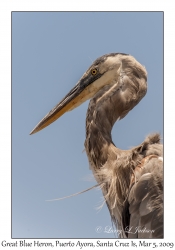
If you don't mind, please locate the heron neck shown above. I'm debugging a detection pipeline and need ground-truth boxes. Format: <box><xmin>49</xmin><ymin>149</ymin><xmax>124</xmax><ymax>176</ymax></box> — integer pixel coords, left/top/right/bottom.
<box><xmin>84</xmin><ymin>72</ymin><xmax>147</xmax><ymax>169</ymax></box>
<box><xmin>84</xmin><ymin>88</ymin><xmax>121</xmax><ymax>169</ymax></box>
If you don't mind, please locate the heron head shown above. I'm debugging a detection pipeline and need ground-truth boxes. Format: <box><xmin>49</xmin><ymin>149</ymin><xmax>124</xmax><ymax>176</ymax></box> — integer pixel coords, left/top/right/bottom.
<box><xmin>30</xmin><ymin>53</ymin><xmax>147</xmax><ymax>135</ymax></box>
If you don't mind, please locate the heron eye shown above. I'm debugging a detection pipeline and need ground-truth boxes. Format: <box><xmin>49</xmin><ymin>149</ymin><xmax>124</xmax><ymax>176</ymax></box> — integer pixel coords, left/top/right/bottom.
<box><xmin>91</xmin><ymin>69</ymin><xmax>97</xmax><ymax>75</ymax></box>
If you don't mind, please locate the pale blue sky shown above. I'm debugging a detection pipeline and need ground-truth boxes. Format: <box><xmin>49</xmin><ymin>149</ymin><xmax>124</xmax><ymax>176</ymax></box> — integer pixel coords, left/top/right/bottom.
<box><xmin>12</xmin><ymin>12</ymin><xmax>163</xmax><ymax>238</ymax></box>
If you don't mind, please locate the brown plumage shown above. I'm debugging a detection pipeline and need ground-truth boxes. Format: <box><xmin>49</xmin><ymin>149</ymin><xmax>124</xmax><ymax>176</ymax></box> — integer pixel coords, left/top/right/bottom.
<box><xmin>30</xmin><ymin>53</ymin><xmax>163</xmax><ymax>238</ymax></box>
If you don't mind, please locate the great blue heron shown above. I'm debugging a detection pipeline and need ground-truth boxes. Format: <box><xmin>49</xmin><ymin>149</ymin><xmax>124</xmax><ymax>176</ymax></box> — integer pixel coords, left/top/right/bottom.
<box><xmin>30</xmin><ymin>53</ymin><xmax>163</xmax><ymax>238</ymax></box>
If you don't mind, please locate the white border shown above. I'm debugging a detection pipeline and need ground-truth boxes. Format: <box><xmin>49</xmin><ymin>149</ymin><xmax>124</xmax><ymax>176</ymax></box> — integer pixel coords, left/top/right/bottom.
<box><xmin>0</xmin><ymin>0</ymin><xmax>175</xmax><ymax>248</ymax></box>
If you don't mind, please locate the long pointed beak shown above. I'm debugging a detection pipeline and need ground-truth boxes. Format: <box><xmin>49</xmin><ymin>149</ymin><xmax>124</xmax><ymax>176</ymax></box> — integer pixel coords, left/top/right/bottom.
<box><xmin>30</xmin><ymin>63</ymin><xmax>120</xmax><ymax>135</ymax></box>
<box><xmin>30</xmin><ymin>74</ymin><xmax>101</xmax><ymax>135</ymax></box>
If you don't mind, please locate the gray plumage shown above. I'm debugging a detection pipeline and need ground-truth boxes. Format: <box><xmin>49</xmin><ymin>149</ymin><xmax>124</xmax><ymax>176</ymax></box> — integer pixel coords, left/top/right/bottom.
<box><xmin>30</xmin><ymin>53</ymin><xmax>163</xmax><ymax>238</ymax></box>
